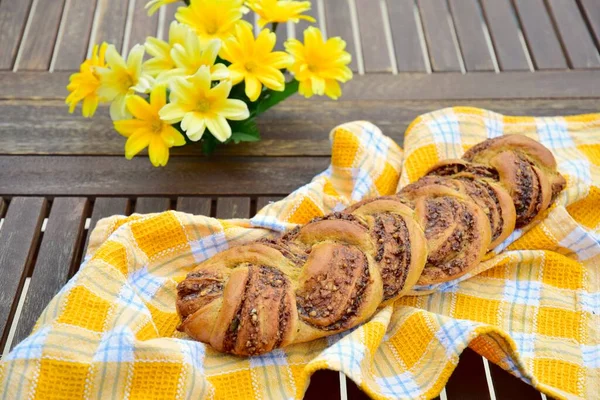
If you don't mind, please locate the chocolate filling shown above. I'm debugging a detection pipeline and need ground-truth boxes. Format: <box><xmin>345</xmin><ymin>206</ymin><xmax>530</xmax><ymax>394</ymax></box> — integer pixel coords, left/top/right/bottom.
<box><xmin>177</xmin><ymin>271</ymin><xmax>224</xmax><ymax>321</ymax></box>
<box><xmin>296</xmin><ymin>246</ymin><xmax>371</xmax><ymax>331</ymax></box>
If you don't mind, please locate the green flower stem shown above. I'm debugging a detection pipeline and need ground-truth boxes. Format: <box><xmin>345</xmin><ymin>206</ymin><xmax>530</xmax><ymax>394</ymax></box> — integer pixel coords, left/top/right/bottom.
<box><xmin>255</xmin><ymin>79</ymin><xmax>299</xmax><ymax>117</ymax></box>
<box><xmin>183</xmin><ymin>0</ymin><xmax>190</xmax><ymax>5</ymax></box>
<box><xmin>272</xmin><ymin>22</ymin><xmax>279</xmax><ymax>33</ymax></box>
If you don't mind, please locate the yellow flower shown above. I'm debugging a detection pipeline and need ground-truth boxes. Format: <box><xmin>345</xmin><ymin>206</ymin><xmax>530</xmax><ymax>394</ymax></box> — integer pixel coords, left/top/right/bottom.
<box><xmin>285</xmin><ymin>27</ymin><xmax>352</xmax><ymax>99</ymax></box>
<box><xmin>114</xmin><ymin>85</ymin><xmax>186</xmax><ymax>167</ymax></box>
<box><xmin>159</xmin><ymin>66</ymin><xmax>249</xmax><ymax>142</ymax></box>
<box><xmin>144</xmin><ymin>21</ymin><xmax>189</xmax><ymax>77</ymax></box>
<box><xmin>96</xmin><ymin>44</ymin><xmax>154</xmax><ymax>120</ymax></box>
<box><xmin>247</xmin><ymin>0</ymin><xmax>315</xmax><ymax>27</ymax></box>
<box><xmin>159</xmin><ymin>33</ymin><xmax>229</xmax><ymax>81</ymax></box>
<box><xmin>145</xmin><ymin>0</ymin><xmax>179</xmax><ymax>16</ymax></box>
<box><xmin>220</xmin><ymin>24</ymin><xmax>291</xmax><ymax>101</ymax></box>
<box><xmin>176</xmin><ymin>0</ymin><xmax>249</xmax><ymax>44</ymax></box>
<box><xmin>66</xmin><ymin>43</ymin><xmax>108</xmax><ymax>117</ymax></box>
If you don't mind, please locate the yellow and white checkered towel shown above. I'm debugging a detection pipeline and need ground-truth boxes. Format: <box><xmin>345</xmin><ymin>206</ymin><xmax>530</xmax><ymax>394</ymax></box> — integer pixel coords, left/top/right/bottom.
<box><xmin>1</xmin><ymin>107</ymin><xmax>598</xmax><ymax>400</ymax></box>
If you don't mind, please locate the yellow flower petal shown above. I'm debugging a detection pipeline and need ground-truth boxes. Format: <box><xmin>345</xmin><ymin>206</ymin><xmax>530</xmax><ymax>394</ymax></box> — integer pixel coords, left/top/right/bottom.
<box><xmin>244</xmin><ymin>75</ymin><xmax>262</xmax><ymax>101</ymax></box>
<box><xmin>110</xmin><ymin>95</ymin><xmax>131</xmax><ymax>120</ymax></box>
<box><xmin>254</xmin><ymin>65</ymin><xmax>285</xmax><ymax>91</ymax></box>
<box><xmin>205</xmin><ymin>114</ymin><xmax>231</xmax><ymax>142</ymax></box>
<box><xmin>150</xmin><ymin>84</ymin><xmax>168</xmax><ymax>111</ymax></box>
<box><xmin>148</xmin><ymin>136</ymin><xmax>170</xmax><ymax>166</ymax></box>
<box><xmin>127</xmin><ymin>44</ymin><xmax>145</xmax><ymax>80</ymax></box>
<box><xmin>217</xmin><ymin>98</ymin><xmax>250</xmax><ymax>120</ymax></box>
<box><xmin>126</xmin><ymin>95</ymin><xmax>155</xmax><ymax>121</ymax></box>
<box><xmin>255</xmin><ymin>29</ymin><xmax>276</xmax><ymax>54</ymax></box>
<box><xmin>161</xmin><ymin>125</ymin><xmax>186</xmax><ymax>147</ymax></box>
<box><xmin>114</xmin><ymin>119</ymin><xmax>148</xmax><ymax>137</ymax></box>
<box><xmin>324</xmin><ymin>79</ymin><xmax>342</xmax><ymax>100</ymax></box>
<box><xmin>125</xmin><ymin>131</ymin><xmax>152</xmax><ymax>159</ymax></box>
<box><xmin>181</xmin><ymin>112</ymin><xmax>207</xmax><ymax>141</ymax></box>
<box><xmin>159</xmin><ymin>102</ymin><xmax>191</xmax><ymax>124</ymax></box>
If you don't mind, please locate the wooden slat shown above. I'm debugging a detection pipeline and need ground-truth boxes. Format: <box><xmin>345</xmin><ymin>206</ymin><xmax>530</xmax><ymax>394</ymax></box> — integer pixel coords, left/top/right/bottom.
<box><xmin>176</xmin><ymin>198</ymin><xmax>212</xmax><ymax>215</ymax></box>
<box><xmin>256</xmin><ymin>197</ymin><xmax>283</xmax><ymax>212</ymax></box>
<box><xmin>417</xmin><ymin>0</ymin><xmax>462</xmax><ymax>72</ymax></box>
<box><xmin>0</xmin><ymin>0</ymin><xmax>34</xmax><ymax>70</ymax></box>
<box><xmin>0</xmin><ymin>198</ymin><xmax>46</xmax><ymax>349</ymax></box>
<box><xmin>17</xmin><ymin>0</ymin><xmax>66</xmax><ymax>70</ymax></box>
<box><xmin>161</xmin><ymin>3</ymin><xmax>179</xmax><ymax>40</ymax></box>
<box><xmin>580</xmin><ymin>0</ymin><xmax>600</xmax><ymax>47</ymax></box>
<box><xmin>53</xmin><ymin>0</ymin><xmax>98</xmax><ymax>71</ymax></box>
<box><xmin>135</xmin><ymin>197</ymin><xmax>171</xmax><ymax>213</ymax></box>
<box><xmin>386</xmin><ymin>0</ymin><xmax>427</xmax><ymax>72</ymax></box>
<box><xmin>93</xmin><ymin>0</ymin><xmax>129</xmax><ymax>52</ymax></box>
<box><xmin>294</xmin><ymin>2</ymin><xmax>317</xmax><ymax>37</ymax></box>
<box><xmin>127</xmin><ymin>0</ymin><xmax>159</xmax><ymax>55</ymax></box>
<box><xmin>448</xmin><ymin>0</ymin><xmax>494</xmax><ymax>71</ymax></box>
<box><xmin>324</xmin><ymin>0</ymin><xmax>358</xmax><ymax>72</ymax></box>
<box><xmin>5</xmin><ymin>70</ymin><xmax>600</xmax><ymax>101</ymax></box>
<box><xmin>10</xmin><ymin>198</ymin><xmax>88</xmax><ymax>349</ymax></box>
<box><xmin>3</xmin><ymin>97</ymin><xmax>600</xmax><ymax>158</ymax></box>
<box><xmin>512</xmin><ymin>0</ymin><xmax>567</xmax><ymax>70</ymax></box>
<box><xmin>480</xmin><ymin>0</ymin><xmax>530</xmax><ymax>71</ymax></box>
<box><xmin>488</xmin><ymin>361</ymin><xmax>542</xmax><ymax>399</ymax></box>
<box><xmin>546</xmin><ymin>0</ymin><xmax>600</xmax><ymax>69</ymax></box>
<box><xmin>83</xmin><ymin>197</ymin><xmax>130</xmax><ymax>256</ymax></box>
<box><xmin>355</xmin><ymin>1</ymin><xmax>392</xmax><ymax>73</ymax></box>
<box><xmin>216</xmin><ymin>198</ymin><xmax>250</xmax><ymax>219</ymax></box>
<box><xmin>274</xmin><ymin>22</ymin><xmax>288</xmax><ymax>51</ymax></box>
<box><xmin>445</xmin><ymin>348</ymin><xmax>491</xmax><ymax>399</ymax></box>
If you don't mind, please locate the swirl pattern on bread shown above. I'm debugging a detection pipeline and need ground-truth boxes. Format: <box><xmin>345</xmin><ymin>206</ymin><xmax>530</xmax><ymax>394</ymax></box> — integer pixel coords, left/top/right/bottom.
<box><xmin>176</xmin><ymin>134</ymin><xmax>565</xmax><ymax>356</ymax></box>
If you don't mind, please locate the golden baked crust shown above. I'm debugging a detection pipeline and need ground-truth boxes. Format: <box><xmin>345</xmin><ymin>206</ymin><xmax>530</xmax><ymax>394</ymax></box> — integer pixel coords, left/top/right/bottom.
<box><xmin>176</xmin><ymin>134</ymin><xmax>565</xmax><ymax>356</ymax></box>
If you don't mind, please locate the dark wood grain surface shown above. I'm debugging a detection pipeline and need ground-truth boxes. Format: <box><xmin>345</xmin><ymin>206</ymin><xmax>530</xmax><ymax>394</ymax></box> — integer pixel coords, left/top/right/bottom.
<box><xmin>11</xmin><ymin>198</ymin><xmax>88</xmax><ymax>350</ymax></box>
<box><xmin>546</xmin><ymin>0</ymin><xmax>600</xmax><ymax>69</ymax></box>
<box><xmin>324</xmin><ymin>0</ymin><xmax>358</xmax><ymax>72</ymax></box>
<box><xmin>355</xmin><ymin>1</ymin><xmax>392</xmax><ymax>73</ymax></box>
<box><xmin>83</xmin><ymin>197</ymin><xmax>131</xmax><ymax>256</ymax></box>
<box><xmin>417</xmin><ymin>0</ymin><xmax>462</xmax><ymax>72</ymax></box>
<box><xmin>0</xmin><ymin>0</ymin><xmax>34</xmax><ymax>70</ymax></box>
<box><xmin>0</xmin><ymin>198</ymin><xmax>46</xmax><ymax>349</ymax></box>
<box><xmin>448</xmin><ymin>0</ymin><xmax>494</xmax><ymax>71</ymax></box>
<box><xmin>386</xmin><ymin>0</ymin><xmax>427</xmax><ymax>72</ymax></box>
<box><xmin>53</xmin><ymin>0</ymin><xmax>98</xmax><ymax>71</ymax></box>
<box><xmin>479</xmin><ymin>0</ymin><xmax>530</xmax><ymax>71</ymax></box>
<box><xmin>1</xmin><ymin>0</ymin><xmax>599</xmax><ymax>398</ymax></box>
<box><xmin>16</xmin><ymin>0</ymin><xmax>66</xmax><ymax>71</ymax></box>
<box><xmin>176</xmin><ymin>197</ymin><xmax>212</xmax><ymax>216</ymax></box>
<box><xmin>512</xmin><ymin>0</ymin><xmax>567</xmax><ymax>70</ymax></box>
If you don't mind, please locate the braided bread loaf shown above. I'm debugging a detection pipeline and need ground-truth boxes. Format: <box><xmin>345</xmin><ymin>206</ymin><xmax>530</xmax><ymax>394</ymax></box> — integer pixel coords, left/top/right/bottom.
<box><xmin>176</xmin><ymin>134</ymin><xmax>565</xmax><ymax>356</ymax></box>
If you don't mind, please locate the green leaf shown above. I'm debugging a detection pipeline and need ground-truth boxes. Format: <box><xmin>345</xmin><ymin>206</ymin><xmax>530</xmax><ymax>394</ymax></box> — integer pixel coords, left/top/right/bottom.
<box><xmin>230</xmin><ymin>132</ymin><xmax>261</xmax><ymax>144</ymax></box>
<box><xmin>201</xmin><ymin>134</ymin><xmax>219</xmax><ymax>155</ymax></box>
<box><xmin>256</xmin><ymin>80</ymin><xmax>299</xmax><ymax>116</ymax></box>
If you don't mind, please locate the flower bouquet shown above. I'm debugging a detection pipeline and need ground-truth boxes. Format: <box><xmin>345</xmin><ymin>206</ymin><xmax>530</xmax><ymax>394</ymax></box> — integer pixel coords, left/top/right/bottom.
<box><xmin>65</xmin><ymin>0</ymin><xmax>353</xmax><ymax>166</ymax></box>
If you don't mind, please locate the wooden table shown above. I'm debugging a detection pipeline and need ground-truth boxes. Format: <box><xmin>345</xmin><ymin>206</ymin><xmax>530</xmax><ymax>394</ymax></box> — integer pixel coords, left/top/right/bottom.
<box><xmin>1</xmin><ymin>0</ymin><xmax>599</xmax><ymax>399</ymax></box>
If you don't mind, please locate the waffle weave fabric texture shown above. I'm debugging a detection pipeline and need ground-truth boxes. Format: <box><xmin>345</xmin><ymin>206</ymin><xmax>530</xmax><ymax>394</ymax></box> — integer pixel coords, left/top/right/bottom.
<box><xmin>1</xmin><ymin>107</ymin><xmax>598</xmax><ymax>400</ymax></box>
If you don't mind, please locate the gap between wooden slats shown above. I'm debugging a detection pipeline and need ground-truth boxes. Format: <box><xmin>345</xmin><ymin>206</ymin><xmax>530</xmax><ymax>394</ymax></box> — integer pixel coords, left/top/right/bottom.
<box><xmin>176</xmin><ymin>197</ymin><xmax>212</xmax><ymax>216</ymax></box>
<box><xmin>14</xmin><ymin>0</ymin><xmax>66</xmax><ymax>71</ymax></box>
<box><xmin>52</xmin><ymin>0</ymin><xmax>98</xmax><ymax>71</ymax></box>
<box><xmin>0</xmin><ymin>198</ymin><xmax>47</xmax><ymax>353</ymax></box>
<box><xmin>546</xmin><ymin>0</ymin><xmax>600</xmax><ymax>69</ymax></box>
<box><xmin>81</xmin><ymin>197</ymin><xmax>131</xmax><ymax>261</ymax></box>
<box><xmin>354</xmin><ymin>0</ymin><xmax>393</xmax><ymax>73</ymax></box>
<box><xmin>135</xmin><ymin>197</ymin><xmax>171</xmax><ymax>213</ymax></box>
<box><xmin>123</xmin><ymin>0</ymin><xmax>160</xmax><ymax>57</ymax></box>
<box><xmin>512</xmin><ymin>0</ymin><xmax>567</xmax><ymax>70</ymax></box>
<box><xmin>385</xmin><ymin>0</ymin><xmax>428</xmax><ymax>73</ymax></box>
<box><xmin>579</xmin><ymin>0</ymin><xmax>600</xmax><ymax>50</ymax></box>
<box><xmin>416</xmin><ymin>0</ymin><xmax>464</xmax><ymax>72</ymax></box>
<box><xmin>325</xmin><ymin>0</ymin><xmax>359</xmax><ymax>72</ymax></box>
<box><xmin>447</xmin><ymin>0</ymin><xmax>496</xmax><ymax>72</ymax></box>
<box><xmin>89</xmin><ymin>0</ymin><xmax>129</xmax><ymax>55</ymax></box>
<box><xmin>479</xmin><ymin>0</ymin><xmax>532</xmax><ymax>71</ymax></box>
<box><xmin>9</xmin><ymin>198</ymin><xmax>88</xmax><ymax>351</ymax></box>
<box><xmin>0</xmin><ymin>0</ymin><xmax>34</xmax><ymax>70</ymax></box>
